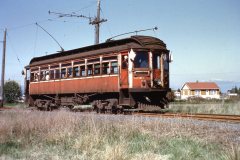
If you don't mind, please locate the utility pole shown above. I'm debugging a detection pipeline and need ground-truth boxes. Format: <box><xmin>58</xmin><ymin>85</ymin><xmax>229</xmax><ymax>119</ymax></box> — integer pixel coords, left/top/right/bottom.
<box><xmin>0</xmin><ymin>28</ymin><xmax>7</xmax><ymax>107</ymax></box>
<box><xmin>49</xmin><ymin>0</ymin><xmax>107</xmax><ymax>45</ymax></box>
<box><xmin>93</xmin><ymin>0</ymin><xmax>101</xmax><ymax>44</ymax></box>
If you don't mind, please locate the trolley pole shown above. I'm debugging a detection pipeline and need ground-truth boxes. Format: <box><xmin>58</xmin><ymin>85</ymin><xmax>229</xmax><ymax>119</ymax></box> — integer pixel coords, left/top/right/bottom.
<box><xmin>0</xmin><ymin>28</ymin><xmax>7</xmax><ymax>107</ymax></box>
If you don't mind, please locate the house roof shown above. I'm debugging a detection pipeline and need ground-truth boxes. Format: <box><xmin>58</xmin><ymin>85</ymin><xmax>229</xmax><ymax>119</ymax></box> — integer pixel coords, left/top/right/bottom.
<box><xmin>183</xmin><ymin>82</ymin><xmax>220</xmax><ymax>90</ymax></box>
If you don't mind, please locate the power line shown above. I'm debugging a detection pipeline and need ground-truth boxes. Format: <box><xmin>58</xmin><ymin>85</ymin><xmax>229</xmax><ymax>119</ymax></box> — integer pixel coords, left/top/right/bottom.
<box><xmin>7</xmin><ymin>18</ymin><xmax>60</xmax><ymax>31</ymax></box>
<box><xmin>49</xmin><ymin>0</ymin><xmax>107</xmax><ymax>44</ymax></box>
<box><xmin>5</xmin><ymin>1</ymin><xmax>97</xmax><ymax>31</ymax></box>
<box><xmin>2</xmin><ymin>1</ymin><xmax>98</xmax><ymax>32</ymax></box>
<box><xmin>33</xmin><ymin>25</ymin><xmax>39</xmax><ymax>57</ymax></box>
<box><xmin>6</xmin><ymin>33</ymin><xmax>23</xmax><ymax>68</ymax></box>
<box><xmin>47</xmin><ymin>18</ymin><xmax>80</xmax><ymax>23</ymax></box>
<box><xmin>100</xmin><ymin>7</ymin><xmax>113</xmax><ymax>38</ymax></box>
<box><xmin>71</xmin><ymin>1</ymin><xmax>96</xmax><ymax>13</ymax></box>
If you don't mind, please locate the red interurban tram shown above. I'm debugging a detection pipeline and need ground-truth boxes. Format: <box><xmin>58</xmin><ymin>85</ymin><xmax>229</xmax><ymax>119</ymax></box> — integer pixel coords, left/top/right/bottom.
<box><xmin>24</xmin><ymin>35</ymin><xmax>172</xmax><ymax>113</ymax></box>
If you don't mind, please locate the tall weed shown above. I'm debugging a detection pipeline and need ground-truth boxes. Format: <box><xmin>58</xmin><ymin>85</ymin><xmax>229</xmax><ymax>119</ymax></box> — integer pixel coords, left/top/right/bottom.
<box><xmin>0</xmin><ymin>110</ymin><xmax>238</xmax><ymax>160</ymax></box>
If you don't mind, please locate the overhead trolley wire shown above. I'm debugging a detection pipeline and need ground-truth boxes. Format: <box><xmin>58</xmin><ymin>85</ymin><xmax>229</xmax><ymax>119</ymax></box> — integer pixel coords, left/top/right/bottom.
<box><xmin>7</xmin><ymin>18</ymin><xmax>60</xmax><ymax>31</ymax></box>
<box><xmin>100</xmin><ymin>7</ymin><xmax>113</xmax><ymax>38</ymax></box>
<box><xmin>71</xmin><ymin>1</ymin><xmax>96</xmax><ymax>13</ymax></box>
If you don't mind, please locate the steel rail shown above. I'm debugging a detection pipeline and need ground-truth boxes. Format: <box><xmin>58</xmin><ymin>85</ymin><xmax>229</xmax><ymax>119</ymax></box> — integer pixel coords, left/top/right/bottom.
<box><xmin>133</xmin><ymin>112</ymin><xmax>240</xmax><ymax>123</ymax></box>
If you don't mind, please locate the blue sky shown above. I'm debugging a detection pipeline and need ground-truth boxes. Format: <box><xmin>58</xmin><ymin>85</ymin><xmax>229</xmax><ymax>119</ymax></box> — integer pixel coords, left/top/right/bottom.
<box><xmin>0</xmin><ymin>0</ymin><xmax>240</xmax><ymax>92</ymax></box>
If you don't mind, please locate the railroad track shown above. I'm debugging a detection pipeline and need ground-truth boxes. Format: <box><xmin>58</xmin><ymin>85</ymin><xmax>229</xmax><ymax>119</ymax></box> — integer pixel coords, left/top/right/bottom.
<box><xmin>0</xmin><ymin>107</ymin><xmax>15</xmax><ymax>111</ymax></box>
<box><xmin>1</xmin><ymin>107</ymin><xmax>240</xmax><ymax>123</ymax></box>
<box><xmin>133</xmin><ymin>112</ymin><xmax>240</xmax><ymax>123</ymax></box>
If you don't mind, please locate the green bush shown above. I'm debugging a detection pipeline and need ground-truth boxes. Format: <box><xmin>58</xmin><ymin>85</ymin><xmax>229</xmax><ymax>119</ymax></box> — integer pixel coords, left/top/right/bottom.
<box><xmin>3</xmin><ymin>80</ymin><xmax>21</xmax><ymax>103</ymax></box>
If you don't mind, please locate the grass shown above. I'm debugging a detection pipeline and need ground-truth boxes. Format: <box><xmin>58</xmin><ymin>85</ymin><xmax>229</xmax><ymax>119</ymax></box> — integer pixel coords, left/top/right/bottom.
<box><xmin>169</xmin><ymin>101</ymin><xmax>240</xmax><ymax>115</ymax></box>
<box><xmin>0</xmin><ymin>110</ymin><xmax>239</xmax><ymax>160</ymax></box>
<box><xmin>3</xmin><ymin>102</ymin><xmax>26</xmax><ymax>108</ymax></box>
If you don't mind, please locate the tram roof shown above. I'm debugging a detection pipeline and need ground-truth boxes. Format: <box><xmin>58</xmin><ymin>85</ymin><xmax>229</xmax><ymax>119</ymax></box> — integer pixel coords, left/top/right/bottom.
<box><xmin>29</xmin><ymin>35</ymin><xmax>167</xmax><ymax>67</ymax></box>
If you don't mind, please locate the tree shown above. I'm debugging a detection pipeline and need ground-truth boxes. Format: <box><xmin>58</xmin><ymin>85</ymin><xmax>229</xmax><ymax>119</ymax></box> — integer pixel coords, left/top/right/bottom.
<box><xmin>3</xmin><ymin>80</ymin><xmax>21</xmax><ymax>103</ymax></box>
<box><xmin>229</xmin><ymin>86</ymin><xmax>240</xmax><ymax>94</ymax></box>
<box><xmin>234</xmin><ymin>86</ymin><xmax>238</xmax><ymax>93</ymax></box>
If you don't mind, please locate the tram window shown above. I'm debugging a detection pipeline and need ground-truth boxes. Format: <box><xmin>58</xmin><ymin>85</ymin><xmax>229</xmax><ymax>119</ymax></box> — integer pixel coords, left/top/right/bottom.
<box><xmin>163</xmin><ymin>54</ymin><xmax>169</xmax><ymax>71</ymax></box>
<box><xmin>50</xmin><ymin>70</ymin><xmax>55</xmax><ymax>79</ymax></box>
<box><xmin>30</xmin><ymin>73</ymin><xmax>34</xmax><ymax>82</ymax></box>
<box><xmin>35</xmin><ymin>72</ymin><xmax>40</xmax><ymax>82</ymax></box>
<box><xmin>80</xmin><ymin>66</ymin><xmax>86</xmax><ymax>76</ymax></box>
<box><xmin>61</xmin><ymin>68</ymin><xmax>67</xmax><ymax>78</ymax></box>
<box><xmin>94</xmin><ymin>63</ymin><xmax>100</xmax><ymax>75</ymax></box>
<box><xmin>40</xmin><ymin>71</ymin><xmax>46</xmax><ymax>81</ymax></box>
<box><xmin>87</xmin><ymin>64</ymin><xmax>93</xmax><ymax>76</ymax></box>
<box><xmin>122</xmin><ymin>55</ymin><xmax>128</xmax><ymax>69</ymax></box>
<box><xmin>45</xmin><ymin>71</ymin><xmax>50</xmax><ymax>81</ymax></box>
<box><xmin>111</xmin><ymin>61</ymin><xmax>118</xmax><ymax>74</ymax></box>
<box><xmin>134</xmin><ymin>51</ymin><xmax>149</xmax><ymax>68</ymax></box>
<box><xmin>39</xmin><ymin>71</ymin><xmax>43</xmax><ymax>81</ymax></box>
<box><xmin>67</xmin><ymin>67</ymin><xmax>73</xmax><ymax>78</ymax></box>
<box><xmin>102</xmin><ymin>62</ymin><xmax>109</xmax><ymax>74</ymax></box>
<box><xmin>153</xmin><ymin>53</ymin><xmax>161</xmax><ymax>69</ymax></box>
<box><xmin>73</xmin><ymin>66</ymin><xmax>79</xmax><ymax>77</ymax></box>
<box><xmin>34</xmin><ymin>72</ymin><xmax>39</xmax><ymax>81</ymax></box>
<box><xmin>55</xmin><ymin>69</ymin><xmax>60</xmax><ymax>79</ymax></box>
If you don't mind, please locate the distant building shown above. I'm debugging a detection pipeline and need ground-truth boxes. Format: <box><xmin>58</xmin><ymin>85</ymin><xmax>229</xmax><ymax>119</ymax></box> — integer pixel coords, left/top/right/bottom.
<box><xmin>226</xmin><ymin>92</ymin><xmax>238</xmax><ymax>99</ymax></box>
<box><xmin>181</xmin><ymin>82</ymin><xmax>221</xmax><ymax>100</ymax></box>
<box><xmin>174</xmin><ymin>91</ymin><xmax>181</xmax><ymax>100</ymax></box>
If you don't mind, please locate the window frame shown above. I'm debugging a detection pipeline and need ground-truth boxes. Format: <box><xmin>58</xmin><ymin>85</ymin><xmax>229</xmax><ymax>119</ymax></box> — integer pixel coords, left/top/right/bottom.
<box><xmin>133</xmin><ymin>51</ymin><xmax>149</xmax><ymax>69</ymax></box>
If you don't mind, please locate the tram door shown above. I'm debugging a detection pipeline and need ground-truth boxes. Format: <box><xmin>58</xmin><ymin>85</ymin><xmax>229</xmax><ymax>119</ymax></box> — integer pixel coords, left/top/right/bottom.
<box><xmin>120</xmin><ymin>54</ymin><xmax>129</xmax><ymax>88</ymax></box>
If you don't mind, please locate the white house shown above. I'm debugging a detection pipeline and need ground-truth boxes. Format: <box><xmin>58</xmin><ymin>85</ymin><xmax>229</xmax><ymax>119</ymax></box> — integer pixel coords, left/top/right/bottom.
<box><xmin>181</xmin><ymin>82</ymin><xmax>221</xmax><ymax>100</ymax></box>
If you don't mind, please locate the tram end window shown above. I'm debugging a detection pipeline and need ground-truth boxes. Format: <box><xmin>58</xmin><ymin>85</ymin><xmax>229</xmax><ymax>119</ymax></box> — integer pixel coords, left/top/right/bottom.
<box><xmin>134</xmin><ymin>51</ymin><xmax>149</xmax><ymax>68</ymax></box>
